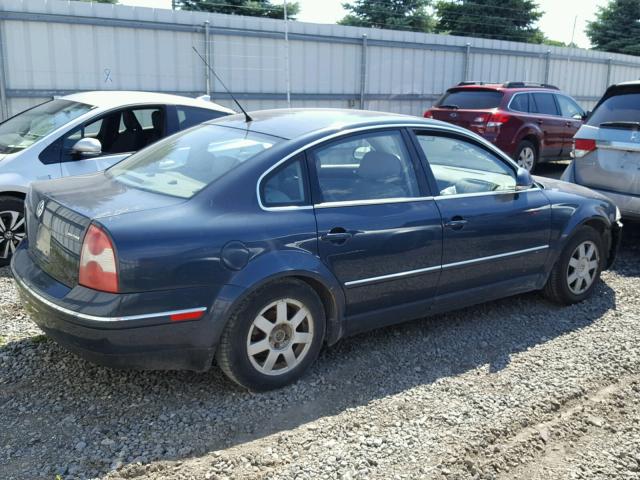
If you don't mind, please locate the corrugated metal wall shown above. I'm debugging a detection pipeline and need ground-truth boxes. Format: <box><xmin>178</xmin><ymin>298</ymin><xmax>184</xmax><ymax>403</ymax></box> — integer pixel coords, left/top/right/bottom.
<box><xmin>1</xmin><ymin>0</ymin><xmax>640</xmax><ymax>120</ymax></box>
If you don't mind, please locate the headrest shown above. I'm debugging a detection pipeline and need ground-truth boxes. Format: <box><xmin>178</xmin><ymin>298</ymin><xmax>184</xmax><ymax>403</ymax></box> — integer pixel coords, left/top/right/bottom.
<box><xmin>122</xmin><ymin>111</ymin><xmax>141</xmax><ymax>131</ymax></box>
<box><xmin>358</xmin><ymin>151</ymin><xmax>403</xmax><ymax>181</ymax></box>
<box><xmin>151</xmin><ymin>110</ymin><xmax>162</xmax><ymax>130</ymax></box>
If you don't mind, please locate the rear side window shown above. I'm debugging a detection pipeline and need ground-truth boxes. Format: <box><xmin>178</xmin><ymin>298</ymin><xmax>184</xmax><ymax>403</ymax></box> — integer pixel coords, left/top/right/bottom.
<box><xmin>437</xmin><ymin>90</ymin><xmax>503</xmax><ymax>109</ymax></box>
<box><xmin>587</xmin><ymin>93</ymin><xmax>640</xmax><ymax>126</ymax></box>
<box><xmin>510</xmin><ymin>93</ymin><xmax>530</xmax><ymax>113</ymax></box>
<box><xmin>177</xmin><ymin>106</ymin><xmax>228</xmax><ymax>130</ymax></box>
<box><xmin>531</xmin><ymin>93</ymin><xmax>559</xmax><ymax>116</ymax></box>
<box><xmin>261</xmin><ymin>157</ymin><xmax>308</xmax><ymax>207</ymax></box>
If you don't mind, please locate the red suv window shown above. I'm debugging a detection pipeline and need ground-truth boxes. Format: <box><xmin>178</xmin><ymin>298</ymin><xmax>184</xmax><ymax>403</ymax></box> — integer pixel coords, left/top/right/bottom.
<box><xmin>437</xmin><ymin>90</ymin><xmax>503</xmax><ymax>109</ymax></box>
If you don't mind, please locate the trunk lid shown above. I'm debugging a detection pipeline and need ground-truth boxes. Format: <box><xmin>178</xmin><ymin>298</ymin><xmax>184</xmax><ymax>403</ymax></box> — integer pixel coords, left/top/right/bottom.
<box><xmin>26</xmin><ymin>172</ymin><xmax>186</xmax><ymax>288</ymax></box>
<box><xmin>427</xmin><ymin>88</ymin><xmax>504</xmax><ymax>133</ymax></box>
<box><xmin>573</xmin><ymin>124</ymin><xmax>640</xmax><ymax>196</ymax></box>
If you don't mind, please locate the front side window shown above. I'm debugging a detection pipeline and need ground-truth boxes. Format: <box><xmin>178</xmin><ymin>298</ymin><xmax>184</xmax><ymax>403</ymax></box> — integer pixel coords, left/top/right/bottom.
<box><xmin>108</xmin><ymin>124</ymin><xmax>281</xmax><ymax>199</ymax></box>
<box><xmin>531</xmin><ymin>93</ymin><xmax>559</xmax><ymax>116</ymax></box>
<box><xmin>556</xmin><ymin>95</ymin><xmax>584</xmax><ymax>119</ymax></box>
<box><xmin>177</xmin><ymin>106</ymin><xmax>228</xmax><ymax>130</ymax></box>
<box><xmin>311</xmin><ymin>130</ymin><xmax>420</xmax><ymax>203</ymax></box>
<box><xmin>0</xmin><ymin>99</ymin><xmax>93</xmax><ymax>154</ymax></box>
<box><xmin>415</xmin><ymin>133</ymin><xmax>516</xmax><ymax>196</ymax></box>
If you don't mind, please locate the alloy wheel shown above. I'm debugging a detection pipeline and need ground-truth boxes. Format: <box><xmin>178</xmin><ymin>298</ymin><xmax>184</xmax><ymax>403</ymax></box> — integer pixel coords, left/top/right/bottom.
<box><xmin>0</xmin><ymin>210</ymin><xmax>25</xmax><ymax>260</ymax></box>
<box><xmin>517</xmin><ymin>146</ymin><xmax>535</xmax><ymax>171</ymax></box>
<box><xmin>246</xmin><ymin>298</ymin><xmax>314</xmax><ymax>376</ymax></box>
<box><xmin>566</xmin><ymin>240</ymin><xmax>599</xmax><ymax>295</ymax></box>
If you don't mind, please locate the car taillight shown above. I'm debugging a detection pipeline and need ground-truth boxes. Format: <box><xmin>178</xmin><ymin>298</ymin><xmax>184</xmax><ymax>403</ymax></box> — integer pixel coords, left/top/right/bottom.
<box><xmin>424</xmin><ymin>110</ymin><xmax>434</xmax><ymax>118</ymax></box>
<box><xmin>487</xmin><ymin>112</ymin><xmax>511</xmax><ymax>129</ymax></box>
<box><xmin>573</xmin><ymin>138</ymin><xmax>596</xmax><ymax>158</ymax></box>
<box><xmin>79</xmin><ymin>224</ymin><xmax>119</xmax><ymax>293</ymax></box>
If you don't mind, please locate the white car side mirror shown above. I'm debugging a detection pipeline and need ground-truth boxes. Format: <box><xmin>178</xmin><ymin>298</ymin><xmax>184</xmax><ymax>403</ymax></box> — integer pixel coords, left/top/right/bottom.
<box><xmin>72</xmin><ymin>138</ymin><xmax>102</xmax><ymax>157</ymax></box>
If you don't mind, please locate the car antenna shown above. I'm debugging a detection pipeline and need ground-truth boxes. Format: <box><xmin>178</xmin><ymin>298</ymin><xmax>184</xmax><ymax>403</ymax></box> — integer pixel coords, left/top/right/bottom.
<box><xmin>192</xmin><ymin>46</ymin><xmax>253</xmax><ymax>123</ymax></box>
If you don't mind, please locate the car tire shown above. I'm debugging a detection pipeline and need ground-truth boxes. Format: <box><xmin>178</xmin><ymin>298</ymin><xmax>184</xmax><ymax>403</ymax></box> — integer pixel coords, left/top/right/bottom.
<box><xmin>216</xmin><ymin>279</ymin><xmax>326</xmax><ymax>391</ymax></box>
<box><xmin>543</xmin><ymin>226</ymin><xmax>605</xmax><ymax>305</ymax></box>
<box><xmin>515</xmin><ymin>140</ymin><xmax>538</xmax><ymax>173</ymax></box>
<box><xmin>0</xmin><ymin>196</ymin><xmax>26</xmax><ymax>268</ymax></box>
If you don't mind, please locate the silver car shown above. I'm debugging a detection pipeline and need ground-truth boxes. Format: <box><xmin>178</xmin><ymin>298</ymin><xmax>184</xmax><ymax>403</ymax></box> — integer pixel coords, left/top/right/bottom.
<box><xmin>562</xmin><ymin>81</ymin><xmax>640</xmax><ymax>220</ymax></box>
<box><xmin>0</xmin><ymin>91</ymin><xmax>233</xmax><ymax>265</ymax></box>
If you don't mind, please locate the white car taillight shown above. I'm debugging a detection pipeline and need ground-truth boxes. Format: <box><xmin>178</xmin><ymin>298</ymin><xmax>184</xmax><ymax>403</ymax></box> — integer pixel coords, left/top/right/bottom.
<box><xmin>79</xmin><ymin>224</ymin><xmax>119</xmax><ymax>293</ymax></box>
<box><xmin>573</xmin><ymin>138</ymin><xmax>596</xmax><ymax>158</ymax></box>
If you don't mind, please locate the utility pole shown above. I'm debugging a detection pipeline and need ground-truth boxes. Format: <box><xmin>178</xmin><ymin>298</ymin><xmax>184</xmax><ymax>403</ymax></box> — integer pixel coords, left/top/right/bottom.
<box><xmin>284</xmin><ymin>1</ymin><xmax>291</xmax><ymax>108</ymax></box>
<box><xmin>171</xmin><ymin>0</ymin><xmax>176</xmax><ymax>10</ymax></box>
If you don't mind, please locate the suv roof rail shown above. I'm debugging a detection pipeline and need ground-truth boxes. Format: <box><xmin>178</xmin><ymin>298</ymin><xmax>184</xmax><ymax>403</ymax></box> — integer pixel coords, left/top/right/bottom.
<box><xmin>456</xmin><ymin>81</ymin><xmax>489</xmax><ymax>86</ymax></box>
<box><xmin>503</xmin><ymin>81</ymin><xmax>559</xmax><ymax>90</ymax></box>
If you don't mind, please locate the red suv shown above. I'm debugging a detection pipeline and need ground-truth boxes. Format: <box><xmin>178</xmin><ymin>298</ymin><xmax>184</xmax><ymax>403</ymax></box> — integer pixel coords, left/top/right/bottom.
<box><xmin>424</xmin><ymin>82</ymin><xmax>586</xmax><ymax>172</ymax></box>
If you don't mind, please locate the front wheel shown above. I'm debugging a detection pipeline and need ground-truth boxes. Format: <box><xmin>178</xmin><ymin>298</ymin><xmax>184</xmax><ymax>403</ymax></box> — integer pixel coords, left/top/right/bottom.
<box><xmin>0</xmin><ymin>196</ymin><xmax>26</xmax><ymax>267</ymax></box>
<box><xmin>216</xmin><ymin>279</ymin><xmax>326</xmax><ymax>391</ymax></box>
<box><xmin>543</xmin><ymin>226</ymin><xmax>605</xmax><ymax>305</ymax></box>
<box><xmin>515</xmin><ymin>140</ymin><xmax>538</xmax><ymax>173</ymax></box>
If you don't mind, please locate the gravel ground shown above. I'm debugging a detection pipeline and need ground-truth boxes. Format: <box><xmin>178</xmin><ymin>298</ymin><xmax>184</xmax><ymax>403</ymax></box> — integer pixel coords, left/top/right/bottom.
<box><xmin>1</xmin><ymin>216</ymin><xmax>639</xmax><ymax>479</ymax></box>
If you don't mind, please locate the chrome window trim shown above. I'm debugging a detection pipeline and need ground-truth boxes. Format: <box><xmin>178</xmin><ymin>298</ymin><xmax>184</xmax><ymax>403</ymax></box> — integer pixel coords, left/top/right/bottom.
<box><xmin>14</xmin><ymin>275</ymin><xmax>207</xmax><ymax>323</ymax></box>
<box><xmin>434</xmin><ymin>186</ymin><xmax>541</xmax><ymax>200</ymax></box>
<box><xmin>256</xmin><ymin>122</ymin><xmax>500</xmax><ymax>212</ymax></box>
<box><xmin>344</xmin><ymin>245</ymin><xmax>549</xmax><ymax>287</ymax></box>
<box><xmin>315</xmin><ymin>196</ymin><xmax>435</xmax><ymax>209</ymax></box>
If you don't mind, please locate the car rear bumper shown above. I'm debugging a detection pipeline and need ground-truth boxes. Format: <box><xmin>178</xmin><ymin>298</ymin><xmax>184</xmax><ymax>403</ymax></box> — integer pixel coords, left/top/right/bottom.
<box><xmin>10</xmin><ymin>246</ymin><xmax>232</xmax><ymax>372</ymax></box>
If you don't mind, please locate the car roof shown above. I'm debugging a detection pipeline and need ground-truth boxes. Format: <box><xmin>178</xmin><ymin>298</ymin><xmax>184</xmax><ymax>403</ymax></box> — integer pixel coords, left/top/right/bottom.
<box><xmin>208</xmin><ymin>108</ymin><xmax>450</xmax><ymax>140</ymax></box>
<box><xmin>449</xmin><ymin>84</ymin><xmax>561</xmax><ymax>93</ymax></box>
<box><xmin>61</xmin><ymin>91</ymin><xmax>235</xmax><ymax>113</ymax></box>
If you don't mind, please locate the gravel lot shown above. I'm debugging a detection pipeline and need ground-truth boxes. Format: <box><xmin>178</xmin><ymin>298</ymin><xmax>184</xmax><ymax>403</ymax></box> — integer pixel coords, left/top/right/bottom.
<box><xmin>1</xmin><ymin>174</ymin><xmax>639</xmax><ymax>479</ymax></box>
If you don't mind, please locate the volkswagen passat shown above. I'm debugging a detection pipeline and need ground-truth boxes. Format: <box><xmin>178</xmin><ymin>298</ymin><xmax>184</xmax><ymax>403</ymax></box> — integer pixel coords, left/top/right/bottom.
<box><xmin>11</xmin><ymin>109</ymin><xmax>622</xmax><ymax>391</ymax></box>
<box><xmin>0</xmin><ymin>91</ymin><xmax>233</xmax><ymax>266</ymax></box>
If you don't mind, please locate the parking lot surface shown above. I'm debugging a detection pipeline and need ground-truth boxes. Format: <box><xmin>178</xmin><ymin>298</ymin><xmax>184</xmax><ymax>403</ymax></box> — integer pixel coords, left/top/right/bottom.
<box><xmin>1</xmin><ymin>163</ymin><xmax>638</xmax><ymax>480</ymax></box>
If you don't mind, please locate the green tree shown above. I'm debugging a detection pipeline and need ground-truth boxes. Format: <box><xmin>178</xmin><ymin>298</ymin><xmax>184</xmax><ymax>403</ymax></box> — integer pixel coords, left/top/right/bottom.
<box><xmin>587</xmin><ymin>0</ymin><xmax>640</xmax><ymax>55</ymax></box>
<box><xmin>176</xmin><ymin>0</ymin><xmax>300</xmax><ymax>20</ymax></box>
<box><xmin>338</xmin><ymin>0</ymin><xmax>435</xmax><ymax>33</ymax></box>
<box><xmin>435</xmin><ymin>0</ymin><xmax>543</xmax><ymax>43</ymax></box>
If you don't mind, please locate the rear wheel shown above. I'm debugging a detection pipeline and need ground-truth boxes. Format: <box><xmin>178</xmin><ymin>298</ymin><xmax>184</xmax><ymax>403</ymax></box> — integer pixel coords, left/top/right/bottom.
<box><xmin>515</xmin><ymin>140</ymin><xmax>538</xmax><ymax>172</ymax></box>
<box><xmin>216</xmin><ymin>279</ymin><xmax>326</xmax><ymax>391</ymax></box>
<box><xmin>543</xmin><ymin>226</ymin><xmax>605</xmax><ymax>305</ymax></box>
<box><xmin>0</xmin><ymin>197</ymin><xmax>26</xmax><ymax>267</ymax></box>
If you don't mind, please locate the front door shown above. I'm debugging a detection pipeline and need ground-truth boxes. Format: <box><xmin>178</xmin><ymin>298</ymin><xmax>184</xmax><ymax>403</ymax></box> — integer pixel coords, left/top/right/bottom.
<box><xmin>412</xmin><ymin>129</ymin><xmax>551</xmax><ymax>303</ymax></box>
<box><xmin>308</xmin><ymin>129</ymin><xmax>443</xmax><ymax>319</ymax></box>
<box><xmin>555</xmin><ymin>94</ymin><xmax>585</xmax><ymax>156</ymax></box>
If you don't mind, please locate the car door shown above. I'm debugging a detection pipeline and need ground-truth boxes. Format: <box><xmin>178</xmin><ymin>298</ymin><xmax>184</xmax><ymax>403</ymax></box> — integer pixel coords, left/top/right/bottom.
<box><xmin>39</xmin><ymin>106</ymin><xmax>167</xmax><ymax>177</ymax></box>
<box><xmin>555</xmin><ymin>94</ymin><xmax>585</xmax><ymax>155</ymax></box>
<box><xmin>308</xmin><ymin>128</ymin><xmax>443</xmax><ymax>322</ymax></box>
<box><xmin>531</xmin><ymin>92</ymin><xmax>564</xmax><ymax>158</ymax></box>
<box><xmin>411</xmin><ymin>129</ymin><xmax>551</xmax><ymax>305</ymax></box>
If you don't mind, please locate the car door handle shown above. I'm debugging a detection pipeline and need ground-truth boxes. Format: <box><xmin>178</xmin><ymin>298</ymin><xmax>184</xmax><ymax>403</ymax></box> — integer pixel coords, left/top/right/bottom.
<box><xmin>321</xmin><ymin>228</ymin><xmax>353</xmax><ymax>243</ymax></box>
<box><xmin>444</xmin><ymin>217</ymin><xmax>468</xmax><ymax>230</ymax></box>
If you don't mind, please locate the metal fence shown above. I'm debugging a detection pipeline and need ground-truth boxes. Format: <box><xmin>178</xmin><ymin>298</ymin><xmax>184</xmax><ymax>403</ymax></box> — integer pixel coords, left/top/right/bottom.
<box><xmin>1</xmin><ymin>0</ymin><xmax>640</xmax><ymax>120</ymax></box>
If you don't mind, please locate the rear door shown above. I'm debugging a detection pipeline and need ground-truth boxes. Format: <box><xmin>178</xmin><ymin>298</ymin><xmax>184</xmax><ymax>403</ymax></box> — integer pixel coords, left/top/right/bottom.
<box><xmin>308</xmin><ymin>128</ymin><xmax>443</xmax><ymax>319</ymax></box>
<box><xmin>531</xmin><ymin>92</ymin><xmax>564</xmax><ymax>157</ymax></box>
<box><xmin>411</xmin><ymin>129</ymin><xmax>551</xmax><ymax>303</ymax></box>
<box><xmin>555</xmin><ymin>94</ymin><xmax>585</xmax><ymax>155</ymax></box>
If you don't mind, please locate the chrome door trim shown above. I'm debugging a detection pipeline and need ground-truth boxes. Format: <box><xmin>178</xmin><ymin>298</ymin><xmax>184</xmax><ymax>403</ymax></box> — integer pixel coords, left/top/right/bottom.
<box><xmin>256</xmin><ymin>122</ymin><xmax>514</xmax><ymax>212</ymax></box>
<box><xmin>314</xmin><ymin>196</ymin><xmax>434</xmax><ymax>209</ymax></box>
<box><xmin>13</xmin><ymin>274</ymin><xmax>207</xmax><ymax>323</ymax></box>
<box><xmin>434</xmin><ymin>187</ymin><xmax>541</xmax><ymax>200</ymax></box>
<box><xmin>344</xmin><ymin>245</ymin><xmax>549</xmax><ymax>287</ymax></box>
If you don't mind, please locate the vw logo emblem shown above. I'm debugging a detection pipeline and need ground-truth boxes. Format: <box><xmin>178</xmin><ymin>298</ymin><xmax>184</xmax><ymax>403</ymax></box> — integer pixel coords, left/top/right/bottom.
<box><xmin>36</xmin><ymin>200</ymin><xmax>45</xmax><ymax>219</ymax></box>
<box><xmin>631</xmin><ymin>131</ymin><xmax>640</xmax><ymax>143</ymax></box>
<box><xmin>450</xmin><ymin>112</ymin><xmax>458</xmax><ymax>118</ymax></box>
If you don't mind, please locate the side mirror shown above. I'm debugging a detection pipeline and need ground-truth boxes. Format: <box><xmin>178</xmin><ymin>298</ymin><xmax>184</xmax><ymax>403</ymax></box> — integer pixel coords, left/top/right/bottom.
<box><xmin>515</xmin><ymin>167</ymin><xmax>534</xmax><ymax>191</ymax></box>
<box><xmin>581</xmin><ymin>110</ymin><xmax>591</xmax><ymax>121</ymax></box>
<box><xmin>71</xmin><ymin>138</ymin><xmax>102</xmax><ymax>157</ymax></box>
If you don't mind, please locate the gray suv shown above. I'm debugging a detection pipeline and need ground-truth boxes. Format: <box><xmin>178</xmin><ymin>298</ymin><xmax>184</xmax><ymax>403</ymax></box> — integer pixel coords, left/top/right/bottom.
<box><xmin>562</xmin><ymin>81</ymin><xmax>640</xmax><ymax>220</ymax></box>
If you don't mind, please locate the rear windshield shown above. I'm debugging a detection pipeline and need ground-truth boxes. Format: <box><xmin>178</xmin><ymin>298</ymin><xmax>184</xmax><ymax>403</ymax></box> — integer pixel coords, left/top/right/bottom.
<box><xmin>108</xmin><ymin>125</ymin><xmax>281</xmax><ymax>199</ymax></box>
<box><xmin>588</xmin><ymin>92</ymin><xmax>640</xmax><ymax>126</ymax></box>
<box><xmin>436</xmin><ymin>90</ymin><xmax>503</xmax><ymax>109</ymax></box>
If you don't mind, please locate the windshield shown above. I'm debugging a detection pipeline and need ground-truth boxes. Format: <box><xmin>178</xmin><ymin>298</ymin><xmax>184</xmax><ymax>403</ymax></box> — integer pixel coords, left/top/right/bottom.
<box><xmin>588</xmin><ymin>92</ymin><xmax>640</xmax><ymax>127</ymax></box>
<box><xmin>437</xmin><ymin>90</ymin><xmax>503</xmax><ymax>109</ymax></box>
<box><xmin>0</xmin><ymin>99</ymin><xmax>93</xmax><ymax>154</ymax></box>
<box><xmin>108</xmin><ymin>124</ymin><xmax>281</xmax><ymax>199</ymax></box>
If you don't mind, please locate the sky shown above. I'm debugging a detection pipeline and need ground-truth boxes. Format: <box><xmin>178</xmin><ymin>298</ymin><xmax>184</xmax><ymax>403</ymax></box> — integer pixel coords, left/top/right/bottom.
<box><xmin>119</xmin><ymin>0</ymin><xmax>604</xmax><ymax>49</ymax></box>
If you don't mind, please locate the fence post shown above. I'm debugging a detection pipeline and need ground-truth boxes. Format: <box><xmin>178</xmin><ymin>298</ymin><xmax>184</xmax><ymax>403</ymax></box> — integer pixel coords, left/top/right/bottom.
<box><xmin>606</xmin><ymin>57</ymin><xmax>613</xmax><ymax>87</ymax></box>
<box><xmin>544</xmin><ymin>50</ymin><xmax>551</xmax><ymax>84</ymax></box>
<box><xmin>204</xmin><ymin>20</ymin><xmax>211</xmax><ymax>97</ymax></box>
<box><xmin>463</xmin><ymin>43</ymin><xmax>471</xmax><ymax>81</ymax></box>
<box><xmin>0</xmin><ymin>19</ymin><xmax>8</xmax><ymax>120</ymax></box>
<box><xmin>359</xmin><ymin>34</ymin><xmax>368</xmax><ymax>109</ymax></box>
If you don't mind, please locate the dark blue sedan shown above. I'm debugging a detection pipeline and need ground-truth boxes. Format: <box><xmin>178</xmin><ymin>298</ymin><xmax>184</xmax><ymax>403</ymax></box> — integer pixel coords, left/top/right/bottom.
<box><xmin>11</xmin><ymin>109</ymin><xmax>622</xmax><ymax>391</ymax></box>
